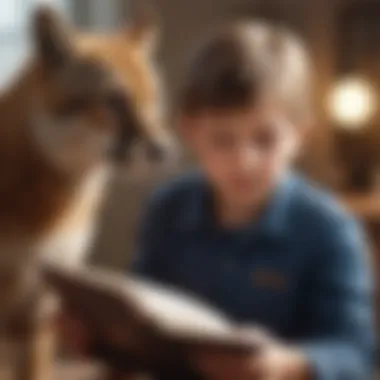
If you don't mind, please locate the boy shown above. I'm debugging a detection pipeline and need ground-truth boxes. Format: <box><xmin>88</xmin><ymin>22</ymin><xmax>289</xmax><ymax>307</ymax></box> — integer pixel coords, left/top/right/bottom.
<box><xmin>62</xmin><ymin>21</ymin><xmax>374</xmax><ymax>380</ymax></box>
<box><xmin>131</xmin><ymin>21</ymin><xmax>374</xmax><ymax>380</ymax></box>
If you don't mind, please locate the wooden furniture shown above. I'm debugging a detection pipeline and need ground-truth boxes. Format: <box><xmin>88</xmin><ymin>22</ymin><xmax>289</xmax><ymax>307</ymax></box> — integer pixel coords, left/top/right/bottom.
<box><xmin>342</xmin><ymin>193</ymin><xmax>380</xmax><ymax>328</ymax></box>
<box><xmin>343</xmin><ymin>193</ymin><xmax>380</xmax><ymax>222</ymax></box>
<box><xmin>341</xmin><ymin>192</ymin><xmax>380</xmax><ymax>265</ymax></box>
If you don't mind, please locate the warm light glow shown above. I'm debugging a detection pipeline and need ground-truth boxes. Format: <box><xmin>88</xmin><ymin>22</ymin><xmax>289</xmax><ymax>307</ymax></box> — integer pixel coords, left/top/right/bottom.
<box><xmin>328</xmin><ymin>77</ymin><xmax>376</xmax><ymax>130</ymax></box>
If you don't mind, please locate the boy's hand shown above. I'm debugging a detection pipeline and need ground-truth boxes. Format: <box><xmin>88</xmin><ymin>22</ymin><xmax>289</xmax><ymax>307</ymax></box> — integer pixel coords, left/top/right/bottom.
<box><xmin>193</xmin><ymin>329</ymin><xmax>311</xmax><ymax>380</ymax></box>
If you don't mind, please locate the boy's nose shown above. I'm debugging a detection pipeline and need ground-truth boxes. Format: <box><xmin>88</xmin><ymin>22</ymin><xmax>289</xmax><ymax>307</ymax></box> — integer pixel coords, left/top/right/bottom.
<box><xmin>238</xmin><ymin>147</ymin><xmax>261</xmax><ymax>167</ymax></box>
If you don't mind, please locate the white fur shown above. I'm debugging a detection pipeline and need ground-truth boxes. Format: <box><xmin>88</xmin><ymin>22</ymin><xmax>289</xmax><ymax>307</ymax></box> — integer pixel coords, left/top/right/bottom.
<box><xmin>0</xmin><ymin>165</ymin><xmax>110</xmax><ymax>274</ymax></box>
<box><xmin>0</xmin><ymin>102</ymin><xmax>112</xmax><ymax>285</ymax></box>
<box><xmin>23</xmin><ymin>107</ymin><xmax>113</xmax><ymax>266</ymax></box>
<box><xmin>38</xmin><ymin>164</ymin><xmax>110</xmax><ymax>266</ymax></box>
<box><xmin>31</xmin><ymin>107</ymin><xmax>115</xmax><ymax>175</ymax></box>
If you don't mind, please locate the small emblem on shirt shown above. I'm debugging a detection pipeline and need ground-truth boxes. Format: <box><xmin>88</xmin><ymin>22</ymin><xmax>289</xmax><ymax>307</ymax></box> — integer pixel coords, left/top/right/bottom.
<box><xmin>252</xmin><ymin>269</ymin><xmax>289</xmax><ymax>291</ymax></box>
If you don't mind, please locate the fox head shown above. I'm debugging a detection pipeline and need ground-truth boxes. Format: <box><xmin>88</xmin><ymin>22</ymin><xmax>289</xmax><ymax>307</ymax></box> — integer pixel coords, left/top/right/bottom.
<box><xmin>29</xmin><ymin>5</ymin><xmax>172</xmax><ymax>175</ymax></box>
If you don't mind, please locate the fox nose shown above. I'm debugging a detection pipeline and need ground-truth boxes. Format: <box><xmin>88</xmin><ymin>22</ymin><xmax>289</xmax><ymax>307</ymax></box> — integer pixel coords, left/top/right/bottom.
<box><xmin>146</xmin><ymin>138</ymin><xmax>178</xmax><ymax>163</ymax></box>
<box><xmin>146</xmin><ymin>143</ymin><xmax>166</xmax><ymax>162</ymax></box>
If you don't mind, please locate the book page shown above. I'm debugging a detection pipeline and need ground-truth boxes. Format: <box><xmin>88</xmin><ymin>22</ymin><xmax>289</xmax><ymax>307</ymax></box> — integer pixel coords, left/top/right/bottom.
<box><xmin>123</xmin><ymin>277</ymin><xmax>235</xmax><ymax>339</ymax></box>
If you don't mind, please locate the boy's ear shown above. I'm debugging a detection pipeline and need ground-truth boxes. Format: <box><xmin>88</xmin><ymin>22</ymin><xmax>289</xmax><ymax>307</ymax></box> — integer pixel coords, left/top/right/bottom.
<box><xmin>126</xmin><ymin>1</ymin><xmax>160</xmax><ymax>55</ymax></box>
<box><xmin>33</xmin><ymin>6</ymin><xmax>74</xmax><ymax>69</ymax></box>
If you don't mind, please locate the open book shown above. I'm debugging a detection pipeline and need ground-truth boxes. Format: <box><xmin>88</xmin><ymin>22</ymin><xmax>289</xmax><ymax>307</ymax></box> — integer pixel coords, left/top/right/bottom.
<box><xmin>43</xmin><ymin>263</ymin><xmax>260</xmax><ymax>373</ymax></box>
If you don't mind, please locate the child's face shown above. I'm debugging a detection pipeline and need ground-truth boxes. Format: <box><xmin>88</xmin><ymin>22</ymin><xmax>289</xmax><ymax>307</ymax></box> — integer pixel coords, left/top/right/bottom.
<box><xmin>182</xmin><ymin>104</ymin><xmax>303</xmax><ymax>206</ymax></box>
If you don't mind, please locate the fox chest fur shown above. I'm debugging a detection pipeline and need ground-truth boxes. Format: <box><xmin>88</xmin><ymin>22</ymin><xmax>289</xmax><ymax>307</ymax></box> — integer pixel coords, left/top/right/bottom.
<box><xmin>0</xmin><ymin>130</ymin><xmax>109</xmax><ymax>315</ymax></box>
<box><xmin>0</xmin><ymin>97</ymin><xmax>109</xmax><ymax>273</ymax></box>
<box><xmin>0</xmin><ymin>162</ymin><xmax>109</xmax><ymax>267</ymax></box>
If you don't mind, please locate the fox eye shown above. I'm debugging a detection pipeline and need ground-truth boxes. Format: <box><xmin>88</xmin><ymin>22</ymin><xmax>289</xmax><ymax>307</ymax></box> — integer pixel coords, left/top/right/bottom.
<box><xmin>104</xmin><ymin>91</ymin><xmax>126</xmax><ymax>109</ymax></box>
<box><xmin>58</xmin><ymin>97</ymin><xmax>92</xmax><ymax>115</ymax></box>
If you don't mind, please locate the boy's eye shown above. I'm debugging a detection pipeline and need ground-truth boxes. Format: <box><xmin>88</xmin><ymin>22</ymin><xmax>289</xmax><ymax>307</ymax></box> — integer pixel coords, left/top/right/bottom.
<box><xmin>252</xmin><ymin>127</ymin><xmax>278</xmax><ymax>150</ymax></box>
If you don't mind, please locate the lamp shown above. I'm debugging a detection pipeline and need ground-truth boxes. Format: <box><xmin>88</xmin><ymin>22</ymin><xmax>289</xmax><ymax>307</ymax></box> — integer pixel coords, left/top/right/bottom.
<box><xmin>327</xmin><ymin>77</ymin><xmax>376</xmax><ymax>130</ymax></box>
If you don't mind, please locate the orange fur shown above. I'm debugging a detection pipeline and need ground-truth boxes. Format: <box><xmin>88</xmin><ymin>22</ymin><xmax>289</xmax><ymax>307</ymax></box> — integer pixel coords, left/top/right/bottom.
<box><xmin>0</xmin><ymin>9</ymin><xmax>165</xmax><ymax>246</ymax></box>
<box><xmin>0</xmin><ymin>5</ymin><xmax>168</xmax><ymax>380</ymax></box>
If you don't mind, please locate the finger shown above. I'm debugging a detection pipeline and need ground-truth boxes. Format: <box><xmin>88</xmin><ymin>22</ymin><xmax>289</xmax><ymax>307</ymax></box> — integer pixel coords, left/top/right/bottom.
<box><xmin>252</xmin><ymin>348</ymin><xmax>285</xmax><ymax>380</ymax></box>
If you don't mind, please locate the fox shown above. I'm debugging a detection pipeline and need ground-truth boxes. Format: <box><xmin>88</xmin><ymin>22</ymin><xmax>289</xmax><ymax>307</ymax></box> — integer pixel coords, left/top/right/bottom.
<box><xmin>0</xmin><ymin>4</ymin><xmax>171</xmax><ymax>380</ymax></box>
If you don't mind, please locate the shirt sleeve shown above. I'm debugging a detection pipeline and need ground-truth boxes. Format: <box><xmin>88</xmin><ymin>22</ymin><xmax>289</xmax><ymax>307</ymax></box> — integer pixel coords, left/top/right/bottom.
<box><xmin>129</xmin><ymin>186</ymin><xmax>173</xmax><ymax>282</ymax></box>
<box><xmin>300</xmin><ymin>218</ymin><xmax>375</xmax><ymax>380</ymax></box>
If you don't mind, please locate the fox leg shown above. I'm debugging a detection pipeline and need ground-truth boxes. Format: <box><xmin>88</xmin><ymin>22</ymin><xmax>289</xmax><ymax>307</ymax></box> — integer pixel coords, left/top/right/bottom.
<box><xmin>12</xmin><ymin>294</ymin><xmax>58</xmax><ymax>380</ymax></box>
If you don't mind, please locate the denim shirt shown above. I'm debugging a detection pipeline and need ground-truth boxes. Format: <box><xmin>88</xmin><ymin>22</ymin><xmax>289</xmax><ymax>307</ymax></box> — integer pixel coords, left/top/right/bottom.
<box><xmin>132</xmin><ymin>172</ymin><xmax>374</xmax><ymax>380</ymax></box>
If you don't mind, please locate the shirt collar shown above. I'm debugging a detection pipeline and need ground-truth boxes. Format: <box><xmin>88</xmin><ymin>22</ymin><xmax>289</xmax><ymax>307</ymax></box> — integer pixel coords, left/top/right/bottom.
<box><xmin>252</xmin><ymin>172</ymin><xmax>296</xmax><ymax>237</ymax></box>
<box><xmin>180</xmin><ymin>171</ymin><xmax>296</xmax><ymax>238</ymax></box>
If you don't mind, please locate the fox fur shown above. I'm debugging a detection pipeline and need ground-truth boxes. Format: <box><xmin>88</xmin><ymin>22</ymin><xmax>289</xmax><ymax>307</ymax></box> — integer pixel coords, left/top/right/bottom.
<box><xmin>0</xmin><ymin>4</ymin><xmax>169</xmax><ymax>380</ymax></box>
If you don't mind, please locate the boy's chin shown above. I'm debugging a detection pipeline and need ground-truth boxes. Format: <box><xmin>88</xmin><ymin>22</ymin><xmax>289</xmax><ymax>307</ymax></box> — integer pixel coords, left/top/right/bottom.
<box><xmin>223</xmin><ymin>187</ymin><xmax>266</xmax><ymax>208</ymax></box>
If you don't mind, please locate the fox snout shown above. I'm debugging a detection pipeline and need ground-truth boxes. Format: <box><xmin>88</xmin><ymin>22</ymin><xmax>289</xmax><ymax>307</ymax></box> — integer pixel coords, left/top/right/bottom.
<box><xmin>112</xmin><ymin>130</ymin><xmax>175</xmax><ymax>165</ymax></box>
<box><xmin>109</xmin><ymin>92</ymin><xmax>175</xmax><ymax>165</ymax></box>
<box><xmin>113</xmin><ymin>129</ymin><xmax>176</xmax><ymax>165</ymax></box>
<box><xmin>146</xmin><ymin>140</ymin><xmax>168</xmax><ymax>162</ymax></box>
<box><xmin>144</xmin><ymin>134</ymin><xmax>177</xmax><ymax>163</ymax></box>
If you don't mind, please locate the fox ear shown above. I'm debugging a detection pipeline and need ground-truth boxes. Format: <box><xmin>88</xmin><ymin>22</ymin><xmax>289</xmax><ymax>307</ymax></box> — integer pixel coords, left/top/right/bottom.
<box><xmin>126</xmin><ymin>1</ymin><xmax>160</xmax><ymax>54</ymax></box>
<box><xmin>33</xmin><ymin>6</ymin><xmax>74</xmax><ymax>69</ymax></box>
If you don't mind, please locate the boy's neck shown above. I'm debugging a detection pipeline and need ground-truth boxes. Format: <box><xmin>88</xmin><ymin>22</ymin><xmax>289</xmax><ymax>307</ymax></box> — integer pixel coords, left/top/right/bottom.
<box><xmin>213</xmin><ymin>192</ymin><xmax>268</xmax><ymax>229</ymax></box>
<box><xmin>209</xmin><ymin>173</ymin><xmax>290</xmax><ymax>230</ymax></box>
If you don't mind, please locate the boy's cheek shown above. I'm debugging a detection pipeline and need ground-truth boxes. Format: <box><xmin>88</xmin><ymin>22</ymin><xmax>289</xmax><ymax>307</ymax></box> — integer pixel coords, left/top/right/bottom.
<box><xmin>199</xmin><ymin>155</ymin><xmax>233</xmax><ymax>188</ymax></box>
<box><xmin>186</xmin><ymin>132</ymin><xmax>296</xmax><ymax>203</ymax></box>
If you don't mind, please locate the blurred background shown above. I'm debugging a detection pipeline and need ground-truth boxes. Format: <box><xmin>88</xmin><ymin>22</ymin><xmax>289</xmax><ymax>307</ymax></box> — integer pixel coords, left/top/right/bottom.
<box><xmin>1</xmin><ymin>0</ymin><xmax>380</xmax><ymax>318</ymax></box>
